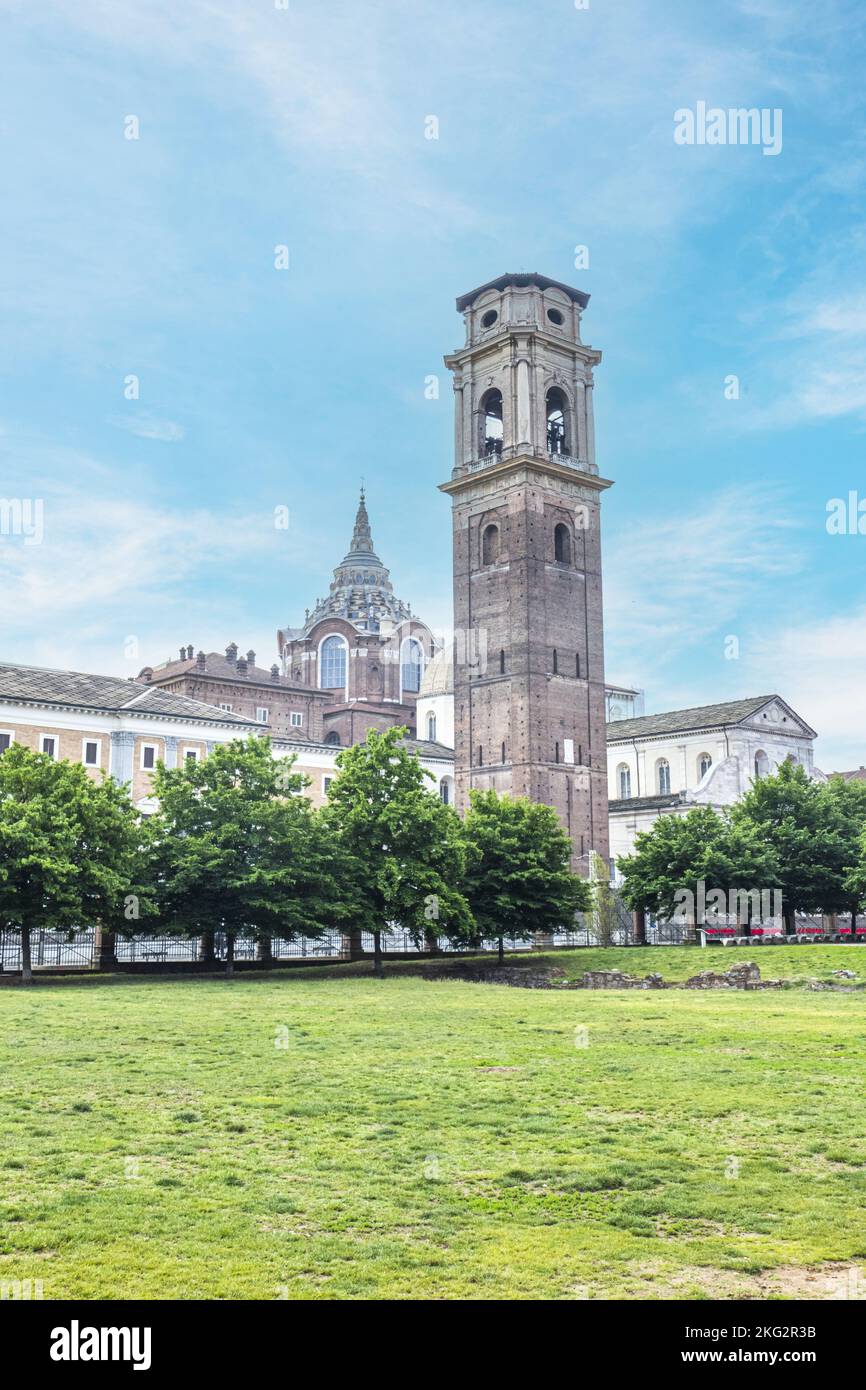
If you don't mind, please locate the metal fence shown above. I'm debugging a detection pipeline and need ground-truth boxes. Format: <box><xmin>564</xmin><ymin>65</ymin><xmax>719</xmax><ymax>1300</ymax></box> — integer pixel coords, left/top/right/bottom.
<box><xmin>3</xmin><ymin>914</ymin><xmax>865</xmax><ymax>974</ymax></box>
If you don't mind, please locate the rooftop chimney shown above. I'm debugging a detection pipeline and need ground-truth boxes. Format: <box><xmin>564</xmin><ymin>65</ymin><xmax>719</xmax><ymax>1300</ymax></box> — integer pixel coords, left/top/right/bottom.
<box><xmin>225</xmin><ymin>642</ymin><xmax>238</xmax><ymax>664</ymax></box>
<box><xmin>179</xmin><ymin>646</ymin><xmax>186</xmax><ymax>660</ymax></box>
<box><xmin>196</xmin><ymin>650</ymin><xmax>206</xmax><ymax>670</ymax></box>
<box><xmin>236</xmin><ymin>656</ymin><xmax>248</xmax><ymax>675</ymax></box>
<box><xmin>246</xmin><ymin>649</ymin><xmax>256</xmax><ymax>666</ymax></box>
<box><xmin>270</xmin><ymin>664</ymin><xmax>280</xmax><ymax>681</ymax></box>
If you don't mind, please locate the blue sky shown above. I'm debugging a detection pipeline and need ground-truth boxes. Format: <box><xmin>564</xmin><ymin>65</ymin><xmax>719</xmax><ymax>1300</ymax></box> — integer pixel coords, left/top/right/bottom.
<box><xmin>1</xmin><ymin>0</ymin><xmax>866</xmax><ymax>767</ymax></box>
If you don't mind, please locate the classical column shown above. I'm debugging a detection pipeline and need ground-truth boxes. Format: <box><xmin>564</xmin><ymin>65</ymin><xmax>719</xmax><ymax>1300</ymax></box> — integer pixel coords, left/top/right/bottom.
<box><xmin>585</xmin><ymin>382</ymin><xmax>596</xmax><ymax>469</ymax></box>
<box><xmin>109</xmin><ymin>730</ymin><xmax>136</xmax><ymax>786</ymax></box>
<box><xmin>516</xmin><ymin>358</ymin><xmax>531</xmax><ymax>448</ymax></box>
<box><xmin>576</xmin><ymin>380</ymin><xmax>587</xmax><ymax>461</ymax></box>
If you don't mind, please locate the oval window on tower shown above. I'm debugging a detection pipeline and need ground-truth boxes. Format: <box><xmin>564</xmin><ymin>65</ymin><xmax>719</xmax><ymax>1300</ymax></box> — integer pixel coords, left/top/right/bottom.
<box><xmin>547</xmin><ymin>307</ymin><xmax>564</xmax><ymax>326</ymax></box>
<box><xmin>481</xmin><ymin>309</ymin><xmax>498</xmax><ymax>328</ymax></box>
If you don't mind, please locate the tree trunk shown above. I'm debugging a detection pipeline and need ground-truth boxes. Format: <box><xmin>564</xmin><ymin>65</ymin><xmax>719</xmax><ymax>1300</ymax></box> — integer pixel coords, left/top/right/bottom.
<box><xmin>373</xmin><ymin>930</ymin><xmax>383</xmax><ymax>978</ymax></box>
<box><xmin>784</xmin><ymin>906</ymin><xmax>796</xmax><ymax>938</ymax></box>
<box><xmin>198</xmin><ymin>929</ymin><xmax>216</xmax><ymax>963</ymax></box>
<box><xmin>256</xmin><ymin>933</ymin><xmax>273</xmax><ymax>966</ymax></box>
<box><xmin>21</xmin><ymin>926</ymin><xmax>33</xmax><ymax>985</ymax></box>
<box><xmin>225</xmin><ymin>932</ymin><xmax>235</xmax><ymax>978</ymax></box>
<box><xmin>632</xmin><ymin>906</ymin><xmax>646</xmax><ymax>945</ymax></box>
<box><xmin>498</xmin><ymin>936</ymin><xmax>504</xmax><ymax>966</ymax></box>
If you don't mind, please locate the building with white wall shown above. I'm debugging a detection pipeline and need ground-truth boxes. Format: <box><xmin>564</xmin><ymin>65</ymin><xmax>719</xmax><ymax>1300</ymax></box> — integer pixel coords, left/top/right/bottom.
<box><xmin>606</xmin><ymin>695</ymin><xmax>819</xmax><ymax>870</ymax></box>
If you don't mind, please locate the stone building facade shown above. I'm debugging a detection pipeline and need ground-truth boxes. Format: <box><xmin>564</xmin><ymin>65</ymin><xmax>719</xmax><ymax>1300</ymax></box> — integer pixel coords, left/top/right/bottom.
<box><xmin>0</xmin><ymin>660</ymin><xmax>453</xmax><ymax>815</ymax></box>
<box><xmin>139</xmin><ymin>644</ymin><xmax>329</xmax><ymax>743</ymax></box>
<box><xmin>440</xmin><ymin>271</ymin><xmax>612</xmax><ymax>868</ymax></box>
<box><xmin>0</xmin><ymin>660</ymin><xmax>263</xmax><ymax>812</ymax></box>
<box><xmin>606</xmin><ymin>695</ymin><xmax>820</xmax><ymax>870</ymax></box>
<box><xmin>277</xmin><ymin>491</ymin><xmax>438</xmax><ymax>744</ymax></box>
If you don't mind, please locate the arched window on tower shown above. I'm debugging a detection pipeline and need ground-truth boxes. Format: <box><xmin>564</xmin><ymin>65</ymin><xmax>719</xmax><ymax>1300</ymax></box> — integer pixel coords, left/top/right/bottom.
<box><xmin>554</xmin><ymin>522</ymin><xmax>572</xmax><ymax>565</ymax></box>
<box><xmin>617</xmin><ymin>764</ymin><xmax>632</xmax><ymax>799</ymax></box>
<box><xmin>754</xmin><ymin>749</ymin><xmax>770</xmax><ymax>780</ymax></box>
<box><xmin>698</xmin><ymin>753</ymin><xmax>712</xmax><ymax>781</ymax></box>
<box><xmin>401</xmin><ymin>637</ymin><xmax>423</xmax><ymax>694</ymax></box>
<box><xmin>657</xmin><ymin>758</ymin><xmax>671</xmax><ymax>794</ymax></box>
<box><xmin>324</xmin><ymin>731</ymin><xmax>341</xmax><ymax>746</ymax></box>
<box><xmin>320</xmin><ymin>635</ymin><xmax>347</xmax><ymax>691</ymax></box>
<box><xmin>482</xmin><ymin>523</ymin><xmax>500</xmax><ymax>566</ymax></box>
<box><xmin>480</xmin><ymin>388</ymin><xmax>503</xmax><ymax>457</ymax></box>
<box><xmin>426</xmin><ymin>712</ymin><xmax>437</xmax><ymax>742</ymax></box>
<box><xmin>546</xmin><ymin>387</ymin><xmax>568</xmax><ymax>455</ymax></box>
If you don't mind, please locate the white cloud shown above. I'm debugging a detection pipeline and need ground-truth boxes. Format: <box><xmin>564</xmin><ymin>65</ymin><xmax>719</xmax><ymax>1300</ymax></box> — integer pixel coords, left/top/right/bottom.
<box><xmin>741</xmin><ymin>605</ymin><xmax>866</xmax><ymax>770</ymax></box>
<box><xmin>109</xmin><ymin>413</ymin><xmax>185</xmax><ymax>442</ymax></box>
<box><xmin>604</xmin><ymin>481</ymin><xmax>803</xmax><ymax>690</ymax></box>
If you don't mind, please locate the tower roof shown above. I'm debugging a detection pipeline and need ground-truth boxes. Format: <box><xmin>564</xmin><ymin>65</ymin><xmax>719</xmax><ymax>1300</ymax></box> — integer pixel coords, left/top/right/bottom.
<box><xmin>456</xmin><ymin>272</ymin><xmax>590</xmax><ymax>312</ymax></box>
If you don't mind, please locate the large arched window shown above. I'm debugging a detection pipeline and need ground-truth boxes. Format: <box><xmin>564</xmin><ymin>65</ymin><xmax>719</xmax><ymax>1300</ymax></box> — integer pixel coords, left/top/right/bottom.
<box><xmin>439</xmin><ymin>777</ymin><xmax>453</xmax><ymax>805</ymax></box>
<box><xmin>320</xmin><ymin>635</ymin><xmax>347</xmax><ymax>690</ymax></box>
<box><xmin>482</xmin><ymin>523</ymin><xmax>500</xmax><ymax>566</ymax></box>
<box><xmin>754</xmin><ymin>750</ymin><xmax>769</xmax><ymax>780</ymax></box>
<box><xmin>546</xmin><ymin>387</ymin><xmax>568</xmax><ymax>455</ymax></box>
<box><xmin>324</xmin><ymin>731</ymin><xmax>341</xmax><ymax>746</ymax></box>
<box><xmin>657</xmin><ymin>758</ymin><xmax>671</xmax><ymax>794</ymax></box>
<box><xmin>698</xmin><ymin>753</ymin><xmax>712</xmax><ymax>780</ymax></box>
<box><xmin>617</xmin><ymin>764</ymin><xmax>632</xmax><ymax>799</ymax></box>
<box><xmin>426</xmin><ymin>712</ymin><xmax>437</xmax><ymax>742</ymax></box>
<box><xmin>401</xmin><ymin>637</ymin><xmax>423</xmax><ymax>694</ymax></box>
<box><xmin>554</xmin><ymin>522</ymin><xmax>572</xmax><ymax>564</ymax></box>
<box><xmin>480</xmin><ymin>388</ymin><xmax>503</xmax><ymax>456</ymax></box>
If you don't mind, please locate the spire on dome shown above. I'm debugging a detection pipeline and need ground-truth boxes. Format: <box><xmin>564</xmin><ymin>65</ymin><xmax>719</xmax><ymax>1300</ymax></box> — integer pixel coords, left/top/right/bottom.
<box><xmin>348</xmin><ymin>487</ymin><xmax>375</xmax><ymax>557</ymax></box>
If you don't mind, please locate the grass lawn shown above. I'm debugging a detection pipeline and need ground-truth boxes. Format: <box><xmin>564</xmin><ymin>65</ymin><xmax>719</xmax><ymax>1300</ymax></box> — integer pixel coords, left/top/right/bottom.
<box><xmin>2</xmin><ymin>948</ymin><xmax>866</xmax><ymax>1300</ymax></box>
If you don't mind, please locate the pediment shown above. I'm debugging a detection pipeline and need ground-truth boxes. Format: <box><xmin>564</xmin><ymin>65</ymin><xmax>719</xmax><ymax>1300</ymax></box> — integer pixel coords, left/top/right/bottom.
<box><xmin>740</xmin><ymin>698</ymin><xmax>816</xmax><ymax>740</ymax></box>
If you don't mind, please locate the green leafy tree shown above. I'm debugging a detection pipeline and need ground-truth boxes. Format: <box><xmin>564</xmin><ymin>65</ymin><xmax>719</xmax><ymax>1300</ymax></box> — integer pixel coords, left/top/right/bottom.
<box><xmin>150</xmin><ymin>736</ymin><xmax>358</xmax><ymax>975</ymax></box>
<box><xmin>731</xmin><ymin>760</ymin><xmax>848</xmax><ymax>934</ymax></box>
<box><xmin>322</xmin><ymin>726</ymin><xmax>473</xmax><ymax>975</ymax></box>
<box><xmin>590</xmin><ymin>850</ymin><xmax>620</xmax><ymax>946</ymax></box>
<box><xmin>826</xmin><ymin>775</ymin><xmax>866</xmax><ymax>929</ymax></box>
<box><xmin>461</xmin><ymin>789</ymin><xmax>591</xmax><ymax>963</ymax></box>
<box><xmin>618</xmin><ymin>804</ymin><xmax>779</xmax><ymax>933</ymax></box>
<box><xmin>0</xmin><ymin>743</ymin><xmax>145</xmax><ymax>983</ymax></box>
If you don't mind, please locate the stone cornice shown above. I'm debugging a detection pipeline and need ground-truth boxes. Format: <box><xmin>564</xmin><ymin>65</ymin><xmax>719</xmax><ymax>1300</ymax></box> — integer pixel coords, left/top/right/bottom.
<box><xmin>439</xmin><ymin>453</ymin><xmax>613</xmax><ymax>497</ymax></box>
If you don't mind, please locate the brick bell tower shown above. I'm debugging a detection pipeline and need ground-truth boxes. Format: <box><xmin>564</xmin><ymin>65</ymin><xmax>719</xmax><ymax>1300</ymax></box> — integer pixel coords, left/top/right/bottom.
<box><xmin>440</xmin><ymin>272</ymin><xmax>612</xmax><ymax>870</ymax></box>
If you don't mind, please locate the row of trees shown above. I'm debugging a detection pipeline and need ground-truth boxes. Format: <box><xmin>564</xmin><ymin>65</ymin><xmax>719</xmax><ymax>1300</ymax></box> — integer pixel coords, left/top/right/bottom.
<box><xmin>0</xmin><ymin>729</ymin><xmax>593</xmax><ymax>982</ymax></box>
<box><xmin>619</xmin><ymin>760</ymin><xmax>866</xmax><ymax>933</ymax></box>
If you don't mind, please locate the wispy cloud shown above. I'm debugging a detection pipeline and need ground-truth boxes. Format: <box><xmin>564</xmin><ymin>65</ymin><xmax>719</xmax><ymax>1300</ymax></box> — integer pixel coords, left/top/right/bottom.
<box><xmin>109</xmin><ymin>412</ymin><xmax>185</xmax><ymax>442</ymax></box>
<box><xmin>604</xmin><ymin>482</ymin><xmax>803</xmax><ymax>690</ymax></box>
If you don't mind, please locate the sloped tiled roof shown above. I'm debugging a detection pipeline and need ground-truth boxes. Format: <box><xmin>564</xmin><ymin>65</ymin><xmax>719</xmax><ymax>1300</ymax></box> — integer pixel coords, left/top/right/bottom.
<box><xmin>403</xmin><ymin>737</ymin><xmax>455</xmax><ymax>761</ymax></box>
<box><xmin>0</xmin><ymin>661</ymin><xmax>261</xmax><ymax>726</ymax></box>
<box><xmin>608</xmin><ymin>792</ymin><xmax>686</xmax><ymax>813</ymax></box>
<box><xmin>147</xmin><ymin>651</ymin><xmax>317</xmax><ymax>696</ymax></box>
<box><xmin>605</xmin><ymin>696</ymin><xmax>810</xmax><ymax>742</ymax></box>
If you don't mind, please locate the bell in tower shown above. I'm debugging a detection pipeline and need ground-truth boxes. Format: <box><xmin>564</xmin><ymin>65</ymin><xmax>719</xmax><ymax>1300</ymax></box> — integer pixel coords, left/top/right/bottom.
<box><xmin>439</xmin><ymin>272</ymin><xmax>612</xmax><ymax>871</ymax></box>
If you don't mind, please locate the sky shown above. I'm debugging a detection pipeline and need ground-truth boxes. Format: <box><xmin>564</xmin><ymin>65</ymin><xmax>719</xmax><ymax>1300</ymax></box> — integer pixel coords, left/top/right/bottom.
<box><xmin>1</xmin><ymin>0</ymin><xmax>866</xmax><ymax>767</ymax></box>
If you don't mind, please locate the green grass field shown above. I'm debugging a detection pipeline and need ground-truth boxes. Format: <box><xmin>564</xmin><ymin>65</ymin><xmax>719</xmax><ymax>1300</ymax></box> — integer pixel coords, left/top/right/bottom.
<box><xmin>2</xmin><ymin>947</ymin><xmax>866</xmax><ymax>1300</ymax></box>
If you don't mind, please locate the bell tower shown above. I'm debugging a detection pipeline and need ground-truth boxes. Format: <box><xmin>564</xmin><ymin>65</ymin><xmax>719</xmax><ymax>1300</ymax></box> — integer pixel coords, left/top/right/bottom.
<box><xmin>440</xmin><ymin>272</ymin><xmax>612</xmax><ymax>869</ymax></box>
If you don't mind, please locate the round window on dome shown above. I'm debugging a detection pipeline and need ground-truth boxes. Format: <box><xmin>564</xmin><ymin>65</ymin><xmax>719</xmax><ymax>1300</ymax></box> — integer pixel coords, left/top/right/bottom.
<box><xmin>481</xmin><ymin>309</ymin><xmax>498</xmax><ymax>328</ymax></box>
<box><xmin>547</xmin><ymin>308</ymin><xmax>564</xmax><ymax>326</ymax></box>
